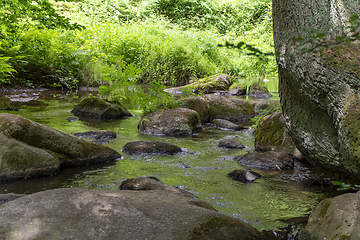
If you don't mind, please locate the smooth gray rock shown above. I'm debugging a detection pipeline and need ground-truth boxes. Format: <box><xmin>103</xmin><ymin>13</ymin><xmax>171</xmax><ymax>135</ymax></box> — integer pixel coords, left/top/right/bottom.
<box><xmin>234</xmin><ymin>151</ymin><xmax>294</xmax><ymax>170</ymax></box>
<box><xmin>123</xmin><ymin>141</ymin><xmax>182</xmax><ymax>155</ymax></box>
<box><xmin>138</xmin><ymin>108</ymin><xmax>202</xmax><ymax>137</ymax></box>
<box><xmin>0</xmin><ymin>188</ymin><xmax>266</xmax><ymax>240</ymax></box>
<box><xmin>74</xmin><ymin>130</ymin><xmax>116</xmax><ymax>140</ymax></box>
<box><xmin>212</xmin><ymin>119</ymin><xmax>248</xmax><ymax>131</ymax></box>
<box><xmin>0</xmin><ymin>193</ymin><xmax>26</xmax><ymax>206</ymax></box>
<box><xmin>301</xmin><ymin>192</ymin><xmax>360</xmax><ymax>240</ymax></box>
<box><xmin>228</xmin><ymin>169</ymin><xmax>261</xmax><ymax>183</ymax></box>
<box><xmin>218</xmin><ymin>139</ymin><xmax>245</xmax><ymax>149</ymax></box>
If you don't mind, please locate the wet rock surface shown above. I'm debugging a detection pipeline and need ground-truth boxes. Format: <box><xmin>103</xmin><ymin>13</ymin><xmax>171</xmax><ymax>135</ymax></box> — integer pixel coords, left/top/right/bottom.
<box><xmin>234</xmin><ymin>151</ymin><xmax>294</xmax><ymax>170</ymax></box>
<box><xmin>212</xmin><ymin>119</ymin><xmax>248</xmax><ymax>131</ymax></box>
<box><xmin>74</xmin><ymin>130</ymin><xmax>116</xmax><ymax>140</ymax></box>
<box><xmin>123</xmin><ymin>141</ymin><xmax>182</xmax><ymax>155</ymax></box>
<box><xmin>249</xmin><ymin>84</ymin><xmax>273</xmax><ymax>98</ymax></box>
<box><xmin>181</xmin><ymin>95</ymin><xmax>255</xmax><ymax>124</ymax></box>
<box><xmin>71</xmin><ymin>97</ymin><xmax>132</xmax><ymax>119</ymax></box>
<box><xmin>218</xmin><ymin>139</ymin><xmax>245</xmax><ymax>149</ymax></box>
<box><xmin>228</xmin><ymin>169</ymin><xmax>261</xmax><ymax>183</ymax></box>
<box><xmin>302</xmin><ymin>192</ymin><xmax>360</xmax><ymax>240</ymax></box>
<box><xmin>166</xmin><ymin>74</ymin><xmax>231</xmax><ymax>95</ymax></box>
<box><xmin>0</xmin><ymin>187</ymin><xmax>266</xmax><ymax>240</ymax></box>
<box><xmin>138</xmin><ymin>108</ymin><xmax>202</xmax><ymax>136</ymax></box>
<box><xmin>255</xmin><ymin>111</ymin><xmax>302</xmax><ymax>159</ymax></box>
<box><xmin>0</xmin><ymin>193</ymin><xmax>26</xmax><ymax>206</ymax></box>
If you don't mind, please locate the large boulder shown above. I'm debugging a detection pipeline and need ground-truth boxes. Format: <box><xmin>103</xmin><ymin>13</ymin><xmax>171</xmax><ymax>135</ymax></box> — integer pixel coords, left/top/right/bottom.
<box><xmin>138</xmin><ymin>108</ymin><xmax>202</xmax><ymax>136</ymax></box>
<box><xmin>71</xmin><ymin>97</ymin><xmax>132</xmax><ymax>119</ymax></box>
<box><xmin>179</xmin><ymin>96</ymin><xmax>210</xmax><ymax>123</ymax></box>
<box><xmin>0</xmin><ymin>188</ymin><xmax>266</xmax><ymax>240</ymax></box>
<box><xmin>123</xmin><ymin>141</ymin><xmax>182</xmax><ymax>155</ymax></box>
<box><xmin>273</xmin><ymin>0</ymin><xmax>360</xmax><ymax>181</ymax></box>
<box><xmin>180</xmin><ymin>95</ymin><xmax>255</xmax><ymax>123</ymax></box>
<box><xmin>166</xmin><ymin>74</ymin><xmax>231</xmax><ymax>95</ymax></box>
<box><xmin>255</xmin><ymin>111</ymin><xmax>302</xmax><ymax>159</ymax></box>
<box><xmin>0</xmin><ymin>113</ymin><xmax>121</xmax><ymax>180</ymax></box>
<box><xmin>248</xmin><ymin>84</ymin><xmax>273</xmax><ymax>98</ymax></box>
<box><xmin>301</xmin><ymin>192</ymin><xmax>360</xmax><ymax>240</ymax></box>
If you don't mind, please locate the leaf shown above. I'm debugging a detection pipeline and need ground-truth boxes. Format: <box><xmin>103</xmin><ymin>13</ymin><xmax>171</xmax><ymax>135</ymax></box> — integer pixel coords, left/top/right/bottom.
<box><xmin>331</xmin><ymin>181</ymin><xmax>343</xmax><ymax>186</ymax></box>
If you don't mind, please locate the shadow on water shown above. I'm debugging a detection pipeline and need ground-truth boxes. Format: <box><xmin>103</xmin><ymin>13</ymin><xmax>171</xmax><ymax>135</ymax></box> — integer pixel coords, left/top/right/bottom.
<box><xmin>0</xmin><ymin>88</ymin><xmax>341</xmax><ymax>239</ymax></box>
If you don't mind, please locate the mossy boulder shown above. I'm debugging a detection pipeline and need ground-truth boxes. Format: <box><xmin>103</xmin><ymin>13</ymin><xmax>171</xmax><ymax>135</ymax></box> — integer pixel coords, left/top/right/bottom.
<box><xmin>203</xmin><ymin>95</ymin><xmax>255</xmax><ymax>123</ymax></box>
<box><xmin>255</xmin><ymin>112</ymin><xmax>302</xmax><ymax>159</ymax></box>
<box><xmin>249</xmin><ymin>99</ymin><xmax>281</xmax><ymax>114</ymax></box>
<box><xmin>229</xmin><ymin>82</ymin><xmax>247</xmax><ymax>95</ymax></box>
<box><xmin>138</xmin><ymin>108</ymin><xmax>202</xmax><ymax>136</ymax></box>
<box><xmin>179</xmin><ymin>96</ymin><xmax>210</xmax><ymax>123</ymax></box>
<box><xmin>0</xmin><ymin>132</ymin><xmax>60</xmax><ymax>181</ymax></box>
<box><xmin>301</xmin><ymin>192</ymin><xmax>360</xmax><ymax>240</ymax></box>
<box><xmin>0</xmin><ymin>113</ymin><xmax>121</xmax><ymax>180</ymax></box>
<box><xmin>71</xmin><ymin>97</ymin><xmax>132</xmax><ymax>119</ymax></box>
<box><xmin>0</xmin><ymin>187</ymin><xmax>265</xmax><ymax>240</ymax></box>
<box><xmin>123</xmin><ymin>141</ymin><xmax>182</xmax><ymax>155</ymax></box>
<box><xmin>180</xmin><ymin>95</ymin><xmax>255</xmax><ymax>123</ymax></box>
<box><xmin>166</xmin><ymin>74</ymin><xmax>231</xmax><ymax>95</ymax></box>
<box><xmin>248</xmin><ymin>84</ymin><xmax>273</xmax><ymax>98</ymax></box>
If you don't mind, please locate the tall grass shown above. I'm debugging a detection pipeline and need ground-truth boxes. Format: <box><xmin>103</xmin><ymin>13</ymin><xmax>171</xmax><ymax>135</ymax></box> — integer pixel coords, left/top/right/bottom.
<box><xmin>0</xmin><ymin>0</ymin><xmax>276</xmax><ymax>89</ymax></box>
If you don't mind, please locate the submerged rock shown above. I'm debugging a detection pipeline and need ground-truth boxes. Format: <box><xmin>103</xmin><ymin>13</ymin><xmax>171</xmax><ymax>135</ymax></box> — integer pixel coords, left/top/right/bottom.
<box><xmin>228</xmin><ymin>169</ymin><xmax>261</xmax><ymax>183</ymax></box>
<box><xmin>71</xmin><ymin>97</ymin><xmax>132</xmax><ymax>119</ymax></box>
<box><xmin>302</xmin><ymin>192</ymin><xmax>360</xmax><ymax>240</ymax></box>
<box><xmin>0</xmin><ymin>188</ymin><xmax>266</xmax><ymax>240</ymax></box>
<box><xmin>166</xmin><ymin>73</ymin><xmax>231</xmax><ymax>95</ymax></box>
<box><xmin>74</xmin><ymin>130</ymin><xmax>116</xmax><ymax>140</ymax></box>
<box><xmin>138</xmin><ymin>108</ymin><xmax>202</xmax><ymax>137</ymax></box>
<box><xmin>212</xmin><ymin>119</ymin><xmax>248</xmax><ymax>131</ymax></box>
<box><xmin>248</xmin><ymin>84</ymin><xmax>273</xmax><ymax>98</ymax></box>
<box><xmin>218</xmin><ymin>139</ymin><xmax>245</xmax><ymax>149</ymax></box>
<box><xmin>66</xmin><ymin>117</ymin><xmax>78</xmax><ymax>122</ymax></box>
<box><xmin>123</xmin><ymin>141</ymin><xmax>182</xmax><ymax>155</ymax></box>
<box><xmin>0</xmin><ymin>113</ymin><xmax>121</xmax><ymax>181</ymax></box>
<box><xmin>119</xmin><ymin>177</ymin><xmax>186</xmax><ymax>194</ymax></box>
<box><xmin>234</xmin><ymin>151</ymin><xmax>294</xmax><ymax>170</ymax></box>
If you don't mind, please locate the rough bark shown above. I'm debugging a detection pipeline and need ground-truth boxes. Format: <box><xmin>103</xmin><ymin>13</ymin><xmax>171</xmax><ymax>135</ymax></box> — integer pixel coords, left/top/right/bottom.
<box><xmin>273</xmin><ymin>0</ymin><xmax>360</xmax><ymax>181</ymax></box>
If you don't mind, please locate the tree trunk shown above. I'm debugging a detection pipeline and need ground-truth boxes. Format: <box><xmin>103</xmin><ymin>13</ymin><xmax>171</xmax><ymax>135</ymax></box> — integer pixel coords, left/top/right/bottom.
<box><xmin>273</xmin><ymin>0</ymin><xmax>360</xmax><ymax>182</ymax></box>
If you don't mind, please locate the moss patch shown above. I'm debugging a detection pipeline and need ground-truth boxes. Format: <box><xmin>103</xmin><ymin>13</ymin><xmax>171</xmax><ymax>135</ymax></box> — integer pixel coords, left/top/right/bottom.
<box><xmin>321</xmin><ymin>43</ymin><xmax>360</xmax><ymax>79</ymax></box>
<box><xmin>343</xmin><ymin>93</ymin><xmax>360</xmax><ymax>158</ymax></box>
<box><xmin>189</xmin><ymin>216</ymin><xmax>264</xmax><ymax>240</ymax></box>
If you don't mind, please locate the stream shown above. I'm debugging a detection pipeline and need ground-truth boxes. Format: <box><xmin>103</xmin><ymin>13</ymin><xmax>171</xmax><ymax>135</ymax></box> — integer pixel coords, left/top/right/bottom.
<box><xmin>0</xmin><ymin>88</ymin><xmax>341</xmax><ymax>238</ymax></box>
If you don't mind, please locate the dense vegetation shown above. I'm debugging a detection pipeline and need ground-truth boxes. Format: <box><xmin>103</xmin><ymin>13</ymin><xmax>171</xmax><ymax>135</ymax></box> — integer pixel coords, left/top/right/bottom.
<box><xmin>0</xmin><ymin>0</ymin><xmax>275</xmax><ymax>111</ymax></box>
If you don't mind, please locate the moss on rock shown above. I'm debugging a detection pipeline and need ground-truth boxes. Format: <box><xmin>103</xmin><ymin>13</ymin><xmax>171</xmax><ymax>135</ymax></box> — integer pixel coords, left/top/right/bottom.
<box><xmin>71</xmin><ymin>97</ymin><xmax>132</xmax><ymax>119</ymax></box>
<box><xmin>189</xmin><ymin>216</ymin><xmax>265</xmax><ymax>240</ymax></box>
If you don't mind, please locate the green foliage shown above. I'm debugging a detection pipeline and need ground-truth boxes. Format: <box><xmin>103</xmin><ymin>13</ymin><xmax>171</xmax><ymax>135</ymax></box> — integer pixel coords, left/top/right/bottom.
<box><xmin>332</xmin><ymin>181</ymin><xmax>360</xmax><ymax>191</ymax></box>
<box><xmin>250</xmin><ymin>109</ymin><xmax>271</xmax><ymax>128</ymax></box>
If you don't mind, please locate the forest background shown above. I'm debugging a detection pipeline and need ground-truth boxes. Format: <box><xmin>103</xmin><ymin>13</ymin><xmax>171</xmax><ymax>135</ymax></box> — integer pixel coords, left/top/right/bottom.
<box><xmin>0</xmin><ymin>0</ymin><xmax>276</xmax><ymax>111</ymax></box>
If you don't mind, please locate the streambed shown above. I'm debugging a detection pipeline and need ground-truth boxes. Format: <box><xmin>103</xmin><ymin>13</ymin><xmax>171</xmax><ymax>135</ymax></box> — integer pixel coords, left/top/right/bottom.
<box><xmin>0</xmin><ymin>88</ymin><xmax>340</xmax><ymax>235</ymax></box>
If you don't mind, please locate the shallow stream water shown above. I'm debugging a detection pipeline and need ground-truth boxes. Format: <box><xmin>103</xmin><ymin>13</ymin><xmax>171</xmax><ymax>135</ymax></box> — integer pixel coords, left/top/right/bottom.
<box><xmin>0</xmin><ymin>88</ymin><xmax>341</xmax><ymax>238</ymax></box>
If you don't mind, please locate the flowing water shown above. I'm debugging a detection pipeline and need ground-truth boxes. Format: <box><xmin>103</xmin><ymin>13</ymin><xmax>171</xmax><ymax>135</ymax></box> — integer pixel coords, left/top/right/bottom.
<box><xmin>0</xmin><ymin>88</ymin><xmax>340</xmax><ymax>237</ymax></box>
